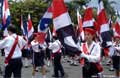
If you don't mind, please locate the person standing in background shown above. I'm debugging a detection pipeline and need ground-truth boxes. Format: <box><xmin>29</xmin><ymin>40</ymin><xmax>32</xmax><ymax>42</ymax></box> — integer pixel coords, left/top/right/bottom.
<box><xmin>0</xmin><ymin>24</ymin><xmax>27</xmax><ymax>78</ymax></box>
<box><xmin>109</xmin><ymin>36</ymin><xmax>120</xmax><ymax>78</ymax></box>
<box><xmin>31</xmin><ymin>33</ymin><xmax>47</xmax><ymax>78</ymax></box>
<box><xmin>49</xmin><ymin>39</ymin><xmax>65</xmax><ymax>77</ymax></box>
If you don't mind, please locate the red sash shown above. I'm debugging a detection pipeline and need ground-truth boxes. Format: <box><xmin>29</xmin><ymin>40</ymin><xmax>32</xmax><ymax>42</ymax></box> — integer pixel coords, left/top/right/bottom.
<box><xmin>103</xmin><ymin>47</ymin><xmax>109</xmax><ymax>57</ymax></box>
<box><xmin>4</xmin><ymin>35</ymin><xmax>18</xmax><ymax>64</ymax></box>
<box><xmin>80</xmin><ymin>43</ymin><xmax>103</xmax><ymax>72</ymax></box>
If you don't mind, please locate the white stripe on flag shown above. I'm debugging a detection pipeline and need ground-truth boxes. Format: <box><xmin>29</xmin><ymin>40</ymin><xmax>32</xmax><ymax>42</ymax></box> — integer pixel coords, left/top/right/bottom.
<box><xmin>28</xmin><ymin>27</ymin><xmax>34</xmax><ymax>38</ymax></box>
<box><xmin>6</xmin><ymin>9</ymin><xmax>10</xmax><ymax>17</ymax></box>
<box><xmin>106</xmin><ymin>41</ymin><xmax>112</xmax><ymax>46</ymax></box>
<box><xmin>53</xmin><ymin>12</ymin><xmax>72</xmax><ymax>30</ymax></box>
<box><xmin>83</xmin><ymin>19</ymin><xmax>94</xmax><ymax>27</ymax></box>
<box><xmin>97</xmin><ymin>1</ymin><xmax>104</xmax><ymax>14</ymax></box>
<box><xmin>116</xmin><ymin>17</ymin><xmax>120</xmax><ymax>25</ymax></box>
<box><xmin>64</xmin><ymin>36</ymin><xmax>78</xmax><ymax>48</ymax></box>
<box><xmin>100</xmin><ymin>23</ymin><xmax>110</xmax><ymax>33</ymax></box>
<box><xmin>113</xmin><ymin>28</ymin><xmax>119</xmax><ymax>36</ymax></box>
<box><xmin>43</xmin><ymin>12</ymin><xmax>52</xmax><ymax>18</ymax></box>
<box><xmin>80</xmin><ymin>31</ymin><xmax>85</xmax><ymax>40</ymax></box>
<box><xmin>3</xmin><ymin>28</ymin><xmax>8</xmax><ymax>37</ymax></box>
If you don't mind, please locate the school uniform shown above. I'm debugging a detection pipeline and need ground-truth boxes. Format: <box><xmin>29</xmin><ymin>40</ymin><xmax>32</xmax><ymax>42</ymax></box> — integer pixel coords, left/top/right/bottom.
<box><xmin>110</xmin><ymin>43</ymin><xmax>120</xmax><ymax>71</ymax></box>
<box><xmin>49</xmin><ymin>40</ymin><xmax>65</xmax><ymax>77</ymax></box>
<box><xmin>80</xmin><ymin>41</ymin><xmax>103</xmax><ymax>78</ymax></box>
<box><xmin>31</xmin><ymin>40</ymin><xmax>46</xmax><ymax>67</ymax></box>
<box><xmin>0</xmin><ymin>34</ymin><xmax>27</xmax><ymax>78</ymax></box>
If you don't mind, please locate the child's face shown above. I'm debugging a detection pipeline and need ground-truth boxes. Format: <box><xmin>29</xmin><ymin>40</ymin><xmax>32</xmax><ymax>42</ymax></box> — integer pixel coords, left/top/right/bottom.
<box><xmin>114</xmin><ymin>38</ymin><xmax>120</xmax><ymax>44</ymax></box>
<box><xmin>85</xmin><ymin>32</ymin><xmax>94</xmax><ymax>42</ymax></box>
<box><xmin>34</xmin><ymin>36</ymin><xmax>38</xmax><ymax>41</ymax></box>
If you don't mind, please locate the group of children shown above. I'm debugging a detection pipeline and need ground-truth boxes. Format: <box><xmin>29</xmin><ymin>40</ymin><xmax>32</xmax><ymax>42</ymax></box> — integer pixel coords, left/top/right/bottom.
<box><xmin>0</xmin><ymin>25</ymin><xmax>119</xmax><ymax>78</ymax></box>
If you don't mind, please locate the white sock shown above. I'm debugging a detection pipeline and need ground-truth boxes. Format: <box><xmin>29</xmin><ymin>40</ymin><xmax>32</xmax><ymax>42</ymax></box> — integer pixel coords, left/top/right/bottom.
<box><xmin>25</xmin><ymin>58</ymin><xmax>28</xmax><ymax>66</ymax></box>
<box><xmin>98</xmin><ymin>72</ymin><xmax>103</xmax><ymax>78</ymax></box>
<box><xmin>42</xmin><ymin>75</ymin><xmax>46</xmax><ymax>78</ymax></box>
<box><xmin>32</xmin><ymin>76</ymin><xmax>35</xmax><ymax>78</ymax></box>
<box><xmin>47</xmin><ymin>61</ymin><xmax>50</xmax><ymax>66</ymax></box>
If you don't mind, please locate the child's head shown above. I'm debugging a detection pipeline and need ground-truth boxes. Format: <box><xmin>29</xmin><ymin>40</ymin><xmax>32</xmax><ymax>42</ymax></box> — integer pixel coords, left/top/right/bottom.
<box><xmin>114</xmin><ymin>36</ymin><xmax>120</xmax><ymax>44</ymax></box>
<box><xmin>84</xmin><ymin>28</ymin><xmax>96</xmax><ymax>43</ymax></box>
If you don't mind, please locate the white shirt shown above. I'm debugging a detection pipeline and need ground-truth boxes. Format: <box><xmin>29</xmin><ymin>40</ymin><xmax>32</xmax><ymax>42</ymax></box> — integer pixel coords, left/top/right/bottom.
<box><xmin>48</xmin><ymin>40</ymin><xmax>61</xmax><ymax>53</ymax></box>
<box><xmin>0</xmin><ymin>34</ymin><xmax>27</xmax><ymax>58</ymax></box>
<box><xmin>109</xmin><ymin>43</ymin><xmax>120</xmax><ymax>56</ymax></box>
<box><xmin>31</xmin><ymin>40</ymin><xmax>40</xmax><ymax>52</ymax></box>
<box><xmin>114</xmin><ymin>44</ymin><xmax>120</xmax><ymax>56</ymax></box>
<box><xmin>31</xmin><ymin>40</ymin><xmax>47</xmax><ymax>52</ymax></box>
<box><xmin>81</xmin><ymin>41</ymin><xmax>101</xmax><ymax>63</ymax></box>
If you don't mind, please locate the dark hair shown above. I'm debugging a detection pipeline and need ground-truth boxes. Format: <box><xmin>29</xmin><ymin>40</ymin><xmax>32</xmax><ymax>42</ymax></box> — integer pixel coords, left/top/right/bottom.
<box><xmin>7</xmin><ymin>24</ymin><xmax>16</xmax><ymax>33</ymax></box>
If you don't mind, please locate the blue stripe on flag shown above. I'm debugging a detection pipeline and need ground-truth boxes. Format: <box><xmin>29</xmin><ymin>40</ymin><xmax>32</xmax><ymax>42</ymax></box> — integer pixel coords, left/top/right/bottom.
<box><xmin>39</xmin><ymin>18</ymin><xmax>52</xmax><ymax>31</ymax></box>
<box><xmin>2</xmin><ymin>15</ymin><xmax>10</xmax><ymax>30</ymax></box>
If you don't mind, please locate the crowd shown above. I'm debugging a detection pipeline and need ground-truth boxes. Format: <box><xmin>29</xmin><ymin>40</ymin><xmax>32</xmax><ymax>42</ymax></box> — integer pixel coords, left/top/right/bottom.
<box><xmin>0</xmin><ymin>24</ymin><xmax>119</xmax><ymax>78</ymax></box>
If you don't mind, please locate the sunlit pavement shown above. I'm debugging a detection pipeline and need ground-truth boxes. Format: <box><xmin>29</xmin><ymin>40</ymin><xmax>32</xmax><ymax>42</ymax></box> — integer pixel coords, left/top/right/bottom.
<box><xmin>0</xmin><ymin>56</ymin><xmax>115</xmax><ymax>78</ymax></box>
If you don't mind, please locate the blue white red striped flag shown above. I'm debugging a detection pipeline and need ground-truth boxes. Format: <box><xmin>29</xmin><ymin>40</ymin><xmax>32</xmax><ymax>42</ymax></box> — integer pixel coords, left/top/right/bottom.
<box><xmin>77</xmin><ymin>9</ymin><xmax>84</xmax><ymax>41</ymax></box>
<box><xmin>115</xmin><ymin>16</ymin><xmax>120</xmax><ymax>36</ymax></box>
<box><xmin>52</xmin><ymin>0</ymin><xmax>80</xmax><ymax>52</ymax></box>
<box><xmin>20</xmin><ymin>15</ymin><xmax>28</xmax><ymax>37</ymax></box>
<box><xmin>2</xmin><ymin>0</ymin><xmax>11</xmax><ymax>36</ymax></box>
<box><xmin>83</xmin><ymin>3</ymin><xmax>94</xmax><ymax>28</ymax></box>
<box><xmin>38</xmin><ymin>6</ymin><xmax>52</xmax><ymax>33</ymax></box>
<box><xmin>97</xmin><ymin>0</ymin><xmax>112</xmax><ymax>47</ymax></box>
<box><xmin>27</xmin><ymin>14</ymin><xmax>34</xmax><ymax>38</ymax></box>
<box><xmin>37</xmin><ymin>6</ymin><xmax>52</xmax><ymax>44</ymax></box>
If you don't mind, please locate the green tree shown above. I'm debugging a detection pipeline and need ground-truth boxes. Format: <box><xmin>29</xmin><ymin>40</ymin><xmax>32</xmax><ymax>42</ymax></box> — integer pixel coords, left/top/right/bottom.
<box><xmin>9</xmin><ymin>0</ymin><xmax>49</xmax><ymax>34</ymax></box>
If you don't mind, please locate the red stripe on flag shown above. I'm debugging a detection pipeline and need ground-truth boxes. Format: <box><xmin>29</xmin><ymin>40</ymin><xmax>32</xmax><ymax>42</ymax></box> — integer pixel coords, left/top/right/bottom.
<box><xmin>83</xmin><ymin>7</ymin><xmax>93</xmax><ymax>21</ymax></box>
<box><xmin>52</xmin><ymin>0</ymin><xmax>67</xmax><ymax>18</ymax></box>
<box><xmin>37</xmin><ymin>32</ymin><xmax>46</xmax><ymax>44</ymax></box>
<box><xmin>28</xmin><ymin>15</ymin><xmax>33</xmax><ymax>31</ymax></box>
<box><xmin>97</xmin><ymin>9</ymin><xmax>108</xmax><ymax>27</ymax></box>
<box><xmin>115</xmin><ymin>22</ymin><xmax>120</xmax><ymax>35</ymax></box>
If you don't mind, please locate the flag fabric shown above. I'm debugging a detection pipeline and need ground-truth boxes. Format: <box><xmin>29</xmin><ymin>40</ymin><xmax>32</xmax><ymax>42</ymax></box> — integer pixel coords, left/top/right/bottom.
<box><xmin>52</xmin><ymin>0</ymin><xmax>80</xmax><ymax>52</ymax></box>
<box><xmin>2</xmin><ymin>0</ymin><xmax>11</xmax><ymax>36</ymax></box>
<box><xmin>83</xmin><ymin>3</ymin><xmax>94</xmax><ymax>28</ymax></box>
<box><xmin>97</xmin><ymin>0</ymin><xmax>112</xmax><ymax>47</ymax></box>
<box><xmin>36</xmin><ymin>32</ymin><xmax>47</xmax><ymax>44</ymax></box>
<box><xmin>45</xmin><ymin>28</ymin><xmax>53</xmax><ymax>43</ymax></box>
<box><xmin>77</xmin><ymin>9</ymin><xmax>84</xmax><ymax>41</ymax></box>
<box><xmin>37</xmin><ymin>6</ymin><xmax>52</xmax><ymax>44</ymax></box>
<box><xmin>115</xmin><ymin>16</ymin><xmax>120</xmax><ymax>36</ymax></box>
<box><xmin>94</xmin><ymin>19</ymin><xmax>100</xmax><ymax>34</ymax></box>
<box><xmin>20</xmin><ymin>15</ymin><xmax>28</xmax><ymax>37</ymax></box>
<box><xmin>38</xmin><ymin>6</ymin><xmax>52</xmax><ymax>32</ymax></box>
<box><xmin>27</xmin><ymin>14</ymin><xmax>34</xmax><ymax>38</ymax></box>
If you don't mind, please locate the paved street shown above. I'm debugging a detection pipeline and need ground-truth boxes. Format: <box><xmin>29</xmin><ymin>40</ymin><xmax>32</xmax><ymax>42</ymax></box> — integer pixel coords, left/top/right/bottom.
<box><xmin>0</xmin><ymin>56</ymin><xmax>115</xmax><ymax>78</ymax></box>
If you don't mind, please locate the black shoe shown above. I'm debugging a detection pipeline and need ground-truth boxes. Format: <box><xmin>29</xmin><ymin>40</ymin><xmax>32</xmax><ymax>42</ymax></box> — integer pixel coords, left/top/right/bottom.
<box><xmin>24</xmin><ymin>66</ymin><xmax>28</xmax><ymax>68</ymax></box>
<box><xmin>109</xmin><ymin>68</ymin><xmax>115</xmax><ymax>71</ymax></box>
<box><xmin>52</xmin><ymin>74</ymin><xmax>59</xmax><ymax>78</ymax></box>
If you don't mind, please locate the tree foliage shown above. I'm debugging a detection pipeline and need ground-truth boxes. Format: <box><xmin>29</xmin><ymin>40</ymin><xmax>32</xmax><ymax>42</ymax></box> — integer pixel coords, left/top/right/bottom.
<box><xmin>9</xmin><ymin>0</ymin><xmax>49</xmax><ymax>34</ymax></box>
